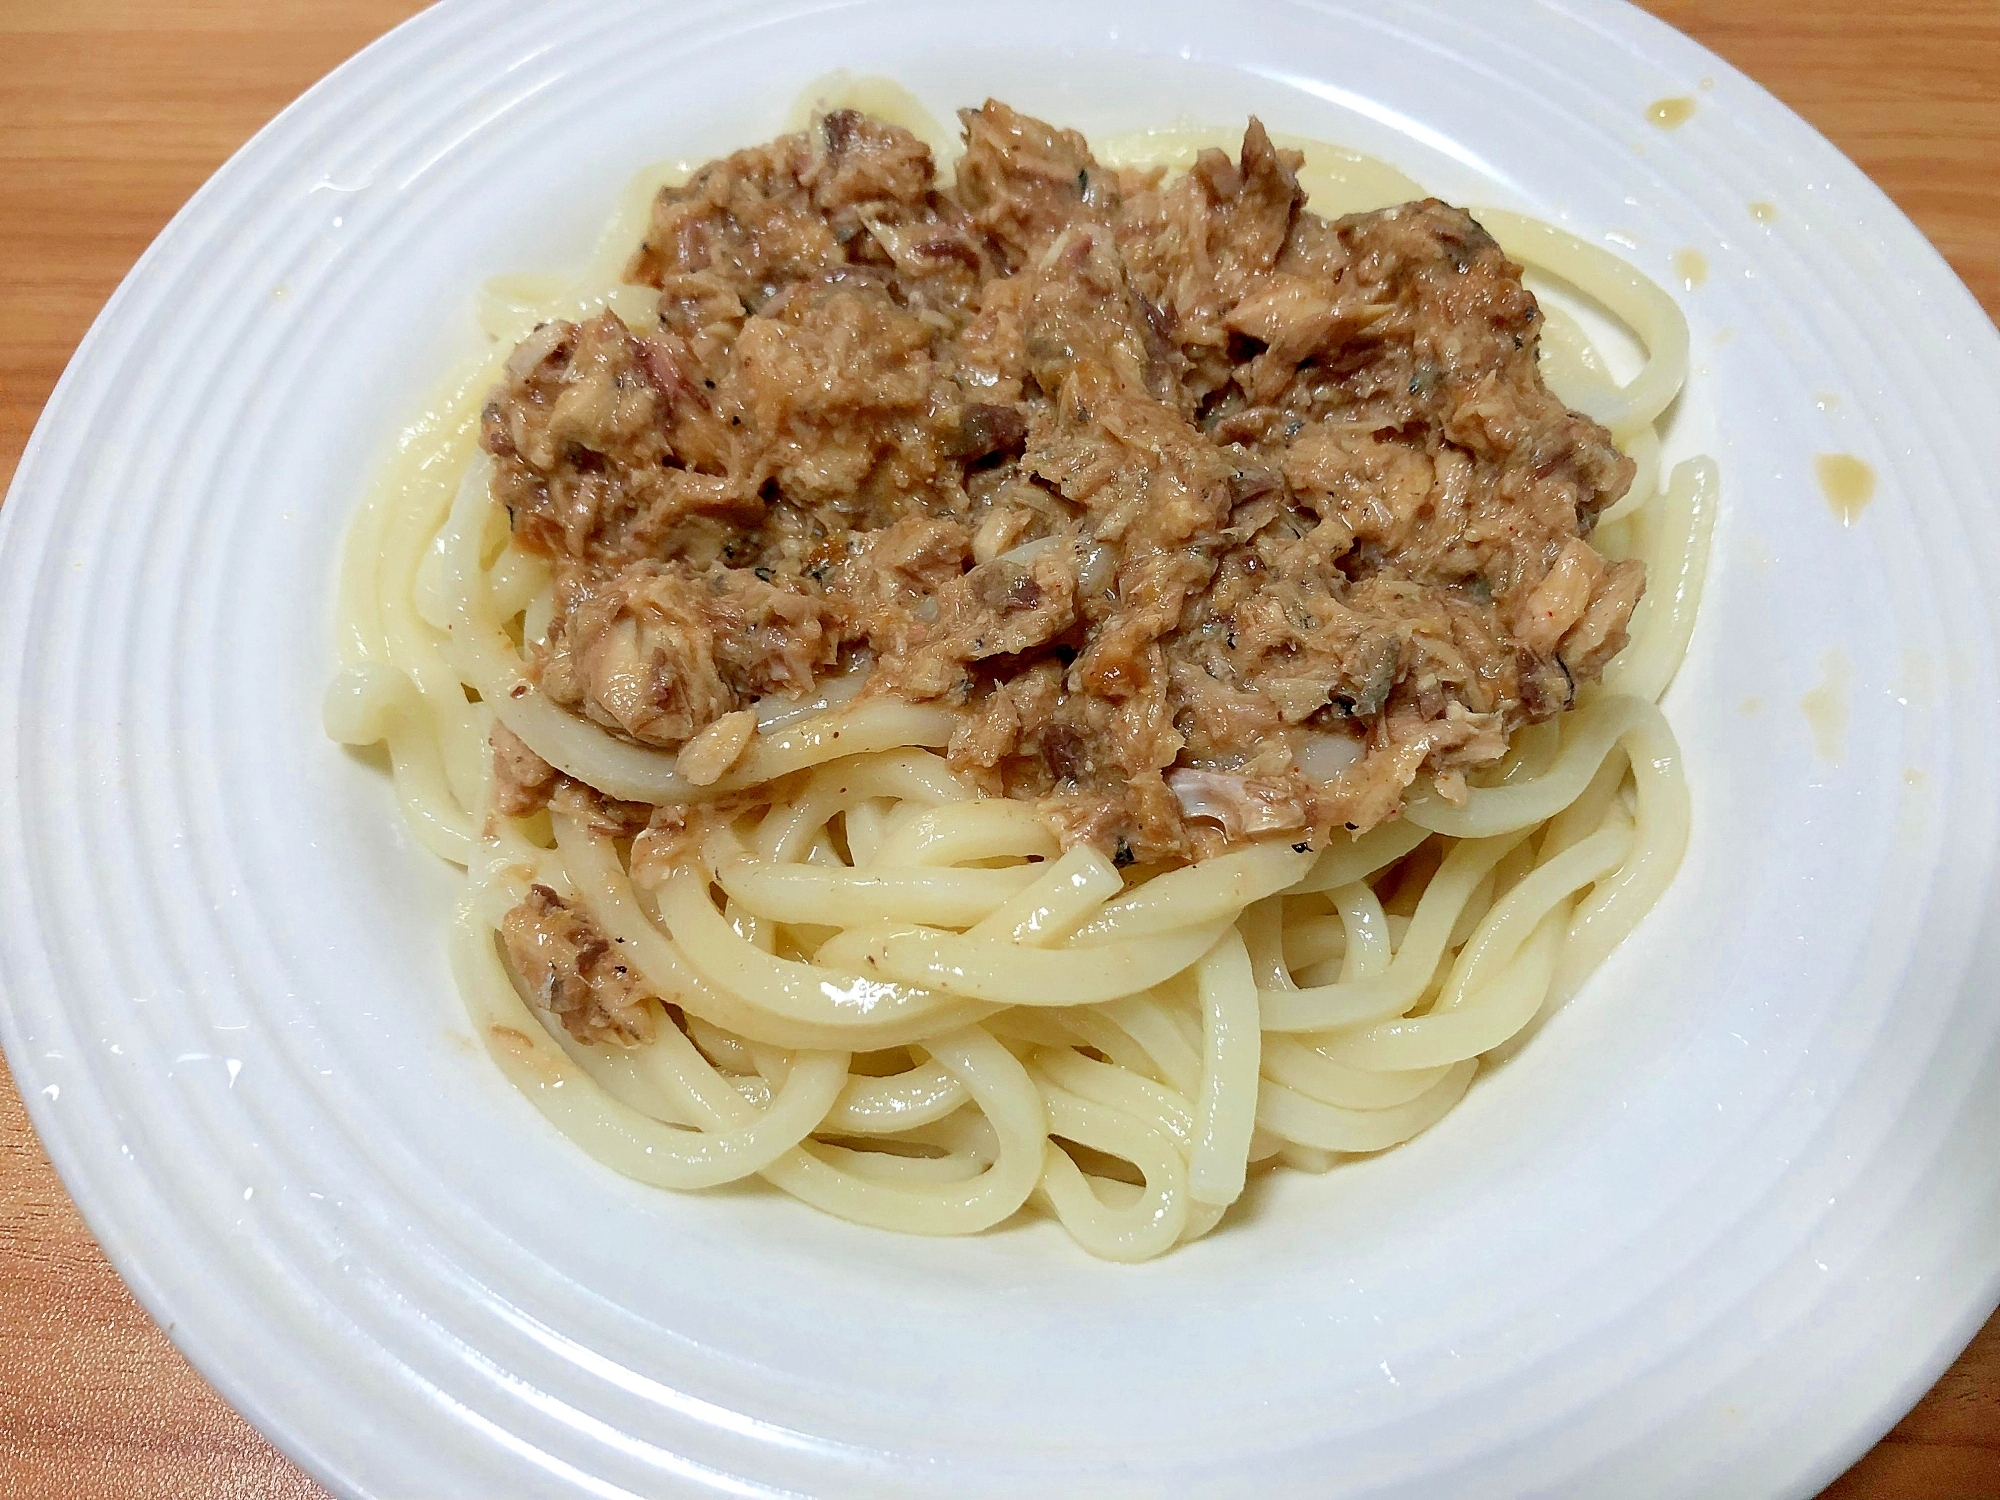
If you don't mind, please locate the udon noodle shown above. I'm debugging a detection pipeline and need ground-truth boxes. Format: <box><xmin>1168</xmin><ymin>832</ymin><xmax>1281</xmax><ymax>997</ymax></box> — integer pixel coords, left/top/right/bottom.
<box><xmin>326</xmin><ymin>79</ymin><xmax>1711</xmax><ymax>1260</ymax></box>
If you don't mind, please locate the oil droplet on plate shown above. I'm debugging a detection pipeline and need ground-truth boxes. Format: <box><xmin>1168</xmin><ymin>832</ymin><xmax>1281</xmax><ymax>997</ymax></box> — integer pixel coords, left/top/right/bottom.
<box><xmin>1814</xmin><ymin>391</ymin><xmax>1841</xmax><ymax>412</ymax></box>
<box><xmin>1672</xmin><ymin>247</ymin><xmax>1708</xmax><ymax>289</ymax></box>
<box><xmin>1749</xmin><ymin>200</ymin><xmax>1777</xmax><ymax>223</ymax></box>
<box><xmin>1815</xmin><ymin>454</ymin><xmax>1876</xmax><ymax>525</ymax></box>
<box><xmin>1647</xmin><ymin>97</ymin><xmax>1696</xmax><ymax>129</ymax></box>
<box><xmin>1800</xmin><ymin>649</ymin><xmax>1850</xmax><ymax>764</ymax></box>
<box><xmin>1739</xmin><ymin>696</ymin><xmax>1763</xmax><ymax>715</ymax></box>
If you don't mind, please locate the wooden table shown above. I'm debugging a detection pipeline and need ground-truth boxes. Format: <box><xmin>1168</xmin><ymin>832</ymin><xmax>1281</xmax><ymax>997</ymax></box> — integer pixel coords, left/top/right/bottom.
<box><xmin>1</xmin><ymin>2</ymin><xmax>1995</xmax><ymax>1494</ymax></box>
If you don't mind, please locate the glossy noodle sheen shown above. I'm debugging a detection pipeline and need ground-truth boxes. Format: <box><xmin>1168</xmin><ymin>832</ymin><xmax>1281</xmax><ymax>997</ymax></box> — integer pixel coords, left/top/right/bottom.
<box><xmin>326</xmin><ymin>76</ymin><xmax>1711</xmax><ymax>1260</ymax></box>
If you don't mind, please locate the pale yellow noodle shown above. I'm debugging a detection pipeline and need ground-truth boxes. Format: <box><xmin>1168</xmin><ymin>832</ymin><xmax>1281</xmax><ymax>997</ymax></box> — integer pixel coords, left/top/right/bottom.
<box><xmin>325</xmin><ymin>88</ymin><xmax>1710</xmax><ymax>1260</ymax></box>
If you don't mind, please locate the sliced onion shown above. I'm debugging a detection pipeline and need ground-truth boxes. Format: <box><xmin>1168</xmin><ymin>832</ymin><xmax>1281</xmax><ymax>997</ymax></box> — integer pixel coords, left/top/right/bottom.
<box><xmin>997</xmin><ymin>533</ymin><xmax>1059</xmax><ymax>568</ymax></box>
<box><xmin>1078</xmin><ymin>540</ymin><xmax>1118</xmax><ymax>598</ymax></box>
<box><xmin>1166</xmin><ymin>769</ymin><xmax>1307</xmax><ymax>838</ymax></box>
<box><xmin>1296</xmin><ymin>730</ymin><xmax>1365</xmax><ymax>784</ymax></box>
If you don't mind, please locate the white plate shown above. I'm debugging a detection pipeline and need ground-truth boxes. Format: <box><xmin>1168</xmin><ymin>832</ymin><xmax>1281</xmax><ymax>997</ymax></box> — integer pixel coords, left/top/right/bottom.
<box><xmin>3</xmin><ymin>1</ymin><xmax>1997</xmax><ymax>1495</ymax></box>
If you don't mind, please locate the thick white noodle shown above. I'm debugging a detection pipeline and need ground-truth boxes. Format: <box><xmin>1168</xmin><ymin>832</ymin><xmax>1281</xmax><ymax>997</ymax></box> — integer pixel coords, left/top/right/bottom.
<box><xmin>325</xmin><ymin>97</ymin><xmax>1709</xmax><ymax>1260</ymax></box>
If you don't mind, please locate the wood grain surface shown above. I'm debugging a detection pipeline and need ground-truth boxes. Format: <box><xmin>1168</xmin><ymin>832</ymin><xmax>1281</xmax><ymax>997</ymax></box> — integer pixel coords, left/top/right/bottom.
<box><xmin>1</xmin><ymin>2</ymin><xmax>1995</xmax><ymax>1496</ymax></box>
